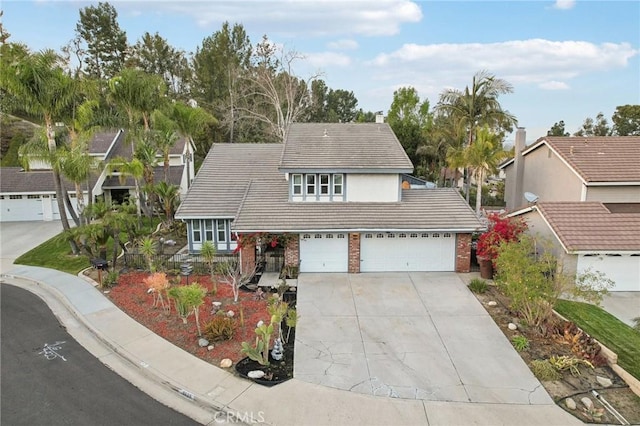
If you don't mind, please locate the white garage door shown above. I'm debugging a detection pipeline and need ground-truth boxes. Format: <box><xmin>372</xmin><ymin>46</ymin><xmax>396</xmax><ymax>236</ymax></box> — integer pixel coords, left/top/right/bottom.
<box><xmin>52</xmin><ymin>196</ymin><xmax>80</xmax><ymax>220</ymax></box>
<box><xmin>578</xmin><ymin>254</ymin><xmax>640</xmax><ymax>292</ymax></box>
<box><xmin>299</xmin><ymin>233</ymin><xmax>348</xmax><ymax>272</ymax></box>
<box><xmin>361</xmin><ymin>232</ymin><xmax>456</xmax><ymax>272</ymax></box>
<box><xmin>0</xmin><ymin>195</ymin><xmax>43</xmax><ymax>222</ymax></box>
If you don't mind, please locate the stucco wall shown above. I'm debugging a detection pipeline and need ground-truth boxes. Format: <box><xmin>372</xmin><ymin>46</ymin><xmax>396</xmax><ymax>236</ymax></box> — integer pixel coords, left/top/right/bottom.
<box><xmin>586</xmin><ymin>186</ymin><xmax>640</xmax><ymax>202</ymax></box>
<box><xmin>521</xmin><ymin>146</ymin><xmax>583</xmax><ymax>203</ymax></box>
<box><xmin>346</xmin><ymin>174</ymin><xmax>400</xmax><ymax>202</ymax></box>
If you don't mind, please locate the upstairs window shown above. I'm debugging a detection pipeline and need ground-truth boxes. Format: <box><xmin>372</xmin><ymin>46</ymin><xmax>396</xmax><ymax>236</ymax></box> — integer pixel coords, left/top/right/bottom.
<box><xmin>306</xmin><ymin>175</ymin><xmax>316</xmax><ymax>195</ymax></box>
<box><xmin>292</xmin><ymin>174</ymin><xmax>302</xmax><ymax>195</ymax></box>
<box><xmin>333</xmin><ymin>174</ymin><xmax>343</xmax><ymax>195</ymax></box>
<box><xmin>319</xmin><ymin>174</ymin><xmax>330</xmax><ymax>195</ymax></box>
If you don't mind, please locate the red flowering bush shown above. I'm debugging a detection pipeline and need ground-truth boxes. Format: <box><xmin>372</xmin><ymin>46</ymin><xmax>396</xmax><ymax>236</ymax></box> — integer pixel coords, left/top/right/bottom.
<box><xmin>476</xmin><ymin>213</ymin><xmax>528</xmax><ymax>264</ymax></box>
<box><xmin>108</xmin><ymin>272</ymin><xmax>270</xmax><ymax>364</ymax></box>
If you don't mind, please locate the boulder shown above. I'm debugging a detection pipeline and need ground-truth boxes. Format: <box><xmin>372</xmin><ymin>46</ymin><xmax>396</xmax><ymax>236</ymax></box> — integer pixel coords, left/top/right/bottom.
<box><xmin>248</xmin><ymin>370</ymin><xmax>265</xmax><ymax>379</ymax></box>
<box><xmin>581</xmin><ymin>397</ymin><xmax>593</xmax><ymax>410</ymax></box>
<box><xmin>198</xmin><ymin>338</ymin><xmax>209</xmax><ymax>347</ymax></box>
<box><xmin>220</xmin><ymin>358</ymin><xmax>232</xmax><ymax>368</ymax></box>
<box><xmin>565</xmin><ymin>397</ymin><xmax>577</xmax><ymax>410</ymax></box>
<box><xmin>207</xmin><ymin>345</ymin><xmax>214</xmax><ymax>351</ymax></box>
<box><xmin>596</xmin><ymin>376</ymin><xmax>613</xmax><ymax>388</ymax></box>
<box><xmin>508</xmin><ymin>323</ymin><xmax>518</xmax><ymax>331</ymax></box>
<box><xmin>487</xmin><ymin>301</ymin><xmax>498</xmax><ymax>306</ymax></box>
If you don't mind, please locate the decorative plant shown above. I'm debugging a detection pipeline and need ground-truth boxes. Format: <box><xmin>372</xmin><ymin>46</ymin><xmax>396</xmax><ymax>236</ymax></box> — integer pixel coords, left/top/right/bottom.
<box><xmin>285</xmin><ymin>308</ymin><xmax>298</xmax><ymax>343</ymax></box>
<box><xmin>138</xmin><ymin>236</ymin><xmax>157</xmax><ymax>272</ymax></box>
<box><xmin>476</xmin><ymin>212</ymin><xmax>527</xmax><ymax>264</ymax></box>
<box><xmin>529</xmin><ymin>359</ymin><xmax>561</xmax><ymax>381</ymax></box>
<box><xmin>200</xmin><ymin>240</ymin><xmax>217</xmax><ymax>295</ymax></box>
<box><xmin>511</xmin><ymin>335</ymin><xmax>529</xmax><ymax>351</ymax></box>
<box><xmin>234</xmin><ymin>232</ymin><xmax>298</xmax><ymax>253</ymax></box>
<box><xmin>216</xmin><ymin>258</ymin><xmax>256</xmax><ymax>303</ymax></box>
<box><xmin>495</xmin><ymin>235</ymin><xmax>613</xmax><ymax>331</ymax></box>
<box><xmin>468</xmin><ymin>278</ymin><xmax>488</xmax><ymax>294</ymax></box>
<box><xmin>548</xmin><ymin>355</ymin><xmax>594</xmax><ymax>377</ymax></box>
<box><xmin>167</xmin><ymin>283</ymin><xmax>207</xmax><ymax>335</ymax></box>
<box><xmin>203</xmin><ymin>314</ymin><xmax>237</xmax><ymax>341</ymax></box>
<box><xmin>280</xmin><ymin>264</ymin><xmax>299</xmax><ymax>279</ymax></box>
<box><xmin>102</xmin><ymin>270</ymin><xmax>119</xmax><ymax>289</ymax></box>
<box><xmin>144</xmin><ymin>272</ymin><xmax>170</xmax><ymax>311</ymax></box>
<box><xmin>240</xmin><ymin>296</ymin><xmax>290</xmax><ymax>366</ymax></box>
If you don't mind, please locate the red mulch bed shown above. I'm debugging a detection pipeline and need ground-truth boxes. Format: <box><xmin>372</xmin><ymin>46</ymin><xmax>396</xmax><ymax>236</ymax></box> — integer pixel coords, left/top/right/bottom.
<box><xmin>107</xmin><ymin>272</ymin><xmax>270</xmax><ymax>365</ymax></box>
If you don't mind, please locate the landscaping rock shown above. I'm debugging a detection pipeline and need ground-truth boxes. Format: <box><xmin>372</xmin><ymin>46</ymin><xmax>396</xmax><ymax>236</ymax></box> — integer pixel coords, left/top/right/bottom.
<box><xmin>248</xmin><ymin>370</ymin><xmax>265</xmax><ymax>379</ymax></box>
<box><xmin>508</xmin><ymin>323</ymin><xmax>518</xmax><ymax>330</ymax></box>
<box><xmin>212</xmin><ymin>301</ymin><xmax>222</xmax><ymax>307</ymax></box>
<box><xmin>220</xmin><ymin>358</ymin><xmax>232</xmax><ymax>368</ymax></box>
<box><xmin>227</xmin><ymin>310</ymin><xmax>235</xmax><ymax>317</ymax></box>
<box><xmin>487</xmin><ymin>301</ymin><xmax>498</xmax><ymax>306</ymax></box>
<box><xmin>198</xmin><ymin>338</ymin><xmax>209</xmax><ymax>347</ymax></box>
<box><xmin>207</xmin><ymin>345</ymin><xmax>214</xmax><ymax>351</ymax></box>
<box><xmin>565</xmin><ymin>397</ymin><xmax>577</xmax><ymax>410</ymax></box>
<box><xmin>596</xmin><ymin>376</ymin><xmax>613</xmax><ymax>388</ymax></box>
<box><xmin>581</xmin><ymin>397</ymin><xmax>593</xmax><ymax>410</ymax></box>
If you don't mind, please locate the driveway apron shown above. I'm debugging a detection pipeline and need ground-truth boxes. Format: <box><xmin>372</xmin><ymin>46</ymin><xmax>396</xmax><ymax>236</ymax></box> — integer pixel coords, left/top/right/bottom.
<box><xmin>294</xmin><ymin>272</ymin><xmax>551</xmax><ymax>404</ymax></box>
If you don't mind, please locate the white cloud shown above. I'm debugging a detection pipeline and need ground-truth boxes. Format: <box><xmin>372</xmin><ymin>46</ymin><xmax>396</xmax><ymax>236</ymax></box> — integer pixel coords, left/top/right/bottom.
<box><xmin>553</xmin><ymin>0</ymin><xmax>576</xmax><ymax>10</ymax></box>
<box><xmin>120</xmin><ymin>1</ymin><xmax>422</xmax><ymax>37</ymax></box>
<box><xmin>538</xmin><ymin>81</ymin><xmax>570</xmax><ymax>90</ymax></box>
<box><xmin>369</xmin><ymin>39</ymin><xmax>638</xmax><ymax>95</ymax></box>
<box><xmin>327</xmin><ymin>39</ymin><xmax>359</xmax><ymax>50</ymax></box>
<box><xmin>304</xmin><ymin>51</ymin><xmax>352</xmax><ymax>68</ymax></box>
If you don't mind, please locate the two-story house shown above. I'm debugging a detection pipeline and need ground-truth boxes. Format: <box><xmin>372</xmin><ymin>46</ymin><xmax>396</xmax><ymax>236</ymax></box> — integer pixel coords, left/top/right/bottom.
<box><xmin>0</xmin><ymin>129</ymin><xmax>196</xmax><ymax>222</ymax></box>
<box><xmin>499</xmin><ymin>129</ymin><xmax>640</xmax><ymax>291</ymax></box>
<box><xmin>175</xmin><ymin>123</ymin><xmax>483</xmax><ymax>274</ymax></box>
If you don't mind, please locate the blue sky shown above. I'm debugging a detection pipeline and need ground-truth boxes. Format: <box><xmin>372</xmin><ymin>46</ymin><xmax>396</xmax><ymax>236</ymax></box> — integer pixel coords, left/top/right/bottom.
<box><xmin>3</xmin><ymin>0</ymin><xmax>639</xmax><ymax>144</ymax></box>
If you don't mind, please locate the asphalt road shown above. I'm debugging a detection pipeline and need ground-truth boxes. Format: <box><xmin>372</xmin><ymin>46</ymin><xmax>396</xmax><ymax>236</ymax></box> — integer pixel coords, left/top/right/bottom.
<box><xmin>1</xmin><ymin>284</ymin><xmax>200</xmax><ymax>426</ymax></box>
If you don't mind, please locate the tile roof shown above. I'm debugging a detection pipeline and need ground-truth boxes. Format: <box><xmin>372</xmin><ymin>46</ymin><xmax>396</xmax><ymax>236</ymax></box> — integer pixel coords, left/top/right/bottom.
<box><xmin>535</xmin><ymin>202</ymin><xmax>640</xmax><ymax>251</ymax></box>
<box><xmin>102</xmin><ymin>166</ymin><xmax>184</xmax><ymax>188</ymax></box>
<box><xmin>232</xmin><ymin>179</ymin><xmax>483</xmax><ymax>232</ymax></box>
<box><xmin>103</xmin><ymin>130</ymin><xmax>189</xmax><ymax>162</ymax></box>
<box><xmin>175</xmin><ymin>144</ymin><xmax>284</xmax><ymax>219</ymax></box>
<box><xmin>88</xmin><ymin>130</ymin><xmax>121</xmax><ymax>154</ymax></box>
<box><xmin>279</xmin><ymin>123</ymin><xmax>413</xmax><ymax>172</ymax></box>
<box><xmin>503</xmin><ymin>136</ymin><xmax>640</xmax><ymax>183</ymax></box>
<box><xmin>0</xmin><ymin>167</ymin><xmax>99</xmax><ymax>193</ymax></box>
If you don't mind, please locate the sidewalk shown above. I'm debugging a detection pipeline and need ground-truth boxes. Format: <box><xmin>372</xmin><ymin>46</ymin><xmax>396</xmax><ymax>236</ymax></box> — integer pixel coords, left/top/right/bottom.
<box><xmin>1</xmin><ymin>265</ymin><xmax>582</xmax><ymax>426</ymax></box>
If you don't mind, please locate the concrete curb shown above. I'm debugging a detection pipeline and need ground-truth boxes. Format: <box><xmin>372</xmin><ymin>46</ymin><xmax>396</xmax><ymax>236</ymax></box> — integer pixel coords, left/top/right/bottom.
<box><xmin>1</xmin><ymin>272</ymin><xmax>250</xmax><ymax>426</ymax></box>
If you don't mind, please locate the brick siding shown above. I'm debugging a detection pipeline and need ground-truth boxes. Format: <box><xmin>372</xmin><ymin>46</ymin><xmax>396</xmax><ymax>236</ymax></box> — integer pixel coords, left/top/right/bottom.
<box><xmin>348</xmin><ymin>233</ymin><xmax>361</xmax><ymax>273</ymax></box>
<box><xmin>455</xmin><ymin>233</ymin><xmax>472</xmax><ymax>273</ymax></box>
<box><xmin>285</xmin><ymin>235</ymin><xmax>300</xmax><ymax>266</ymax></box>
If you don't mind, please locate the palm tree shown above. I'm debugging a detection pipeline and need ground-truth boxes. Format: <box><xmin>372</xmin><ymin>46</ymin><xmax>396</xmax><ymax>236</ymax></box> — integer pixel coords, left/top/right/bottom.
<box><xmin>108</xmin><ymin>155</ymin><xmax>145</xmax><ymax>223</ymax></box>
<box><xmin>436</xmin><ymin>71</ymin><xmax>517</xmax><ymax>201</ymax></box>
<box><xmin>150</xmin><ymin>109</ymin><xmax>179</xmax><ymax>182</ymax></box>
<box><xmin>134</xmin><ymin>136</ymin><xmax>160</xmax><ymax>218</ymax></box>
<box><xmin>168</xmin><ymin>102</ymin><xmax>216</xmax><ymax>187</ymax></box>
<box><xmin>447</xmin><ymin>126</ymin><xmax>507</xmax><ymax>216</ymax></box>
<box><xmin>2</xmin><ymin>50</ymin><xmax>77</xmax><ymax>242</ymax></box>
<box><xmin>154</xmin><ymin>181</ymin><xmax>180</xmax><ymax>223</ymax></box>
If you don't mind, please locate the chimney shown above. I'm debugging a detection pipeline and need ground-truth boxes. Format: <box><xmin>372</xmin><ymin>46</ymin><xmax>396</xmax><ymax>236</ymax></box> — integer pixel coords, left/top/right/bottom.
<box><xmin>508</xmin><ymin>127</ymin><xmax>526</xmax><ymax>211</ymax></box>
<box><xmin>375</xmin><ymin>111</ymin><xmax>384</xmax><ymax>124</ymax></box>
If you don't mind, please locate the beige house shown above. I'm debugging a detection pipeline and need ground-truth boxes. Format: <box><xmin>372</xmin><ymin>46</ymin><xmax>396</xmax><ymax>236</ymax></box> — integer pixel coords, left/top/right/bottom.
<box><xmin>501</xmin><ymin>130</ymin><xmax>640</xmax><ymax>292</ymax></box>
<box><xmin>501</xmin><ymin>131</ymin><xmax>640</xmax><ymax>211</ymax></box>
<box><xmin>175</xmin><ymin>123</ymin><xmax>484</xmax><ymax>274</ymax></box>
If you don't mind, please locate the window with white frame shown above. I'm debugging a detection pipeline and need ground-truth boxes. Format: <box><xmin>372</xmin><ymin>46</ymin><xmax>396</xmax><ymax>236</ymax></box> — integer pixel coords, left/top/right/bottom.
<box><xmin>192</xmin><ymin>220</ymin><xmax>201</xmax><ymax>242</ymax></box>
<box><xmin>217</xmin><ymin>219</ymin><xmax>227</xmax><ymax>242</ymax></box>
<box><xmin>333</xmin><ymin>174</ymin><xmax>343</xmax><ymax>195</ymax></box>
<box><xmin>306</xmin><ymin>175</ymin><xmax>316</xmax><ymax>195</ymax></box>
<box><xmin>204</xmin><ymin>220</ymin><xmax>214</xmax><ymax>241</ymax></box>
<box><xmin>292</xmin><ymin>174</ymin><xmax>302</xmax><ymax>195</ymax></box>
<box><xmin>319</xmin><ymin>174</ymin><xmax>330</xmax><ymax>195</ymax></box>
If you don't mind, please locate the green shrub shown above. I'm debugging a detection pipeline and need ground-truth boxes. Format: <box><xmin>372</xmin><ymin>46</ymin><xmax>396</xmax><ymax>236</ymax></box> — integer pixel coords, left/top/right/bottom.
<box><xmin>548</xmin><ymin>355</ymin><xmax>593</xmax><ymax>377</ymax></box>
<box><xmin>529</xmin><ymin>359</ymin><xmax>562</xmax><ymax>381</ymax></box>
<box><xmin>102</xmin><ymin>270</ymin><xmax>119</xmax><ymax>288</ymax></box>
<box><xmin>468</xmin><ymin>278</ymin><xmax>488</xmax><ymax>294</ymax></box>
<box><xmin>203</xmin><ymin>315</ymin><xmax>237</xmax><ymax>342</ymax></box>
<box><xmin>511</xmin><ymin>335</ymin><xmax>529</xmax><ymax>351</ymax></box>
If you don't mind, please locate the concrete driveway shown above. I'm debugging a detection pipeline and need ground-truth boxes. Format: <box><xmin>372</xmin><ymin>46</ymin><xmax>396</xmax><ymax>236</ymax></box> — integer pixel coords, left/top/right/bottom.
<box><xmin>294</xmin><ymin>272</ymin><xmax>551</xmax><ymax>404</ymax></box>
<box><xmin>0</xmin><ymin>221</ymin><xmax>63</xmax><ymax>273</ymax></box>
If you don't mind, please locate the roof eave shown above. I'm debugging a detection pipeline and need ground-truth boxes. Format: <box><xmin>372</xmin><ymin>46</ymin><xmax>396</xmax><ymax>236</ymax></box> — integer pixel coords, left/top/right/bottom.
<box><xmin>278</xmin><ymin>167</ymin><xmax>414</xmax><ymax>174</ymax></box>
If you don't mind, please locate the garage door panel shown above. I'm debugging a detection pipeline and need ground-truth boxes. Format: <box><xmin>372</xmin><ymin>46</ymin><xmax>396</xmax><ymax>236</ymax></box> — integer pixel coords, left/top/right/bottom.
<box><xmin>578</xmin><ymin>254</ymin><xmax>640</xmax><ymax>292</ymax></box>
<box><xmin>361</xmin><ymin>232</ymin><xmax>455</xmax><ymax>272</ymax></box>
<box><xmin>299</xmin><ymin>233</ymin><xmax>348</xmax><ymax>272</ymax></box>
<box><xmin>0</xmin><ymin>197</ymin><xmax>43</xmax><ymax>222</ymax></box>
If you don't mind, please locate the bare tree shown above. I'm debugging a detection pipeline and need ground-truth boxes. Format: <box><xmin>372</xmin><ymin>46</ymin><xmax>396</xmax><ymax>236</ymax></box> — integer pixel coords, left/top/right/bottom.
<box><xmin>216</xmin><ymin>258</ymin><xmax>257</xmax><ymax>303</ymax></box>
<box><xmin>238</xmin><ymin>36</ymin><xmax>321</xmax><ymax>142</ymax></box>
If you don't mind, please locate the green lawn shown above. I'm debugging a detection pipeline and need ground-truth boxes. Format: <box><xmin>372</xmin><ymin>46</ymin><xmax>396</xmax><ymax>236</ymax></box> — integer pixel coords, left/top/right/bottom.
<box><xmin>14</xmin><ymin>233</ymin><xmax>91</xmax><ymax>275</ymax></box>
<box><xmin>555</xmin><ymin>299</ymin><xmax>640</xmax><ymax>380</ymax></box>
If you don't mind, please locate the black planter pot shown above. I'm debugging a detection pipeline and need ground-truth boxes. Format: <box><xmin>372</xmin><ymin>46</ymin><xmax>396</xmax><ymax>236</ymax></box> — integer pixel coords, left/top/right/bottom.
<box><xmin>235</xmin><ymin>354</ymin><xmax>292</xmax><ymax>387</ymax></box>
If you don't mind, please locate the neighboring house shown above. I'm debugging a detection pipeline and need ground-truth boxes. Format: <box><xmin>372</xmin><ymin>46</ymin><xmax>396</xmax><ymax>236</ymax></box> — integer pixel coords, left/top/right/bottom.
<box><xmin>0</xmin><ymin>129</ymin><xmax>195</xmax><ymax>222</ymax></box>
<box><xmin>501</xmin><ymin>129</ymin><xmax>640</xmax><ymax>211</ymax></box>
<box><xmin>500</xmin><ymin>129</ymin><xmax>640</xmax><ymax>292</ymax></box>
<box><xmin>508</xmin><ymin>202</ymin><xmax>640</xmax><ymax>292</ymax></box>
<box><xmin>175</xmin><ymin>123</ymin><xmax>484</xmax><ymax>273</ymax></box>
